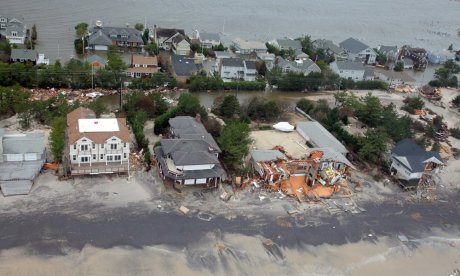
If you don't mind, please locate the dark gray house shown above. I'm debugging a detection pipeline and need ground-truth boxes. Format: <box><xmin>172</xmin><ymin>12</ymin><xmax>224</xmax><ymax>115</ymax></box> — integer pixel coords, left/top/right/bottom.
<box><xmin>87</xmin><ymin>26</ymin><xmax>144</xmax><ymax>51</ymax></box>
<box><xmin>154</xmin><ymin>116</ymin><xmax>225</xmax><ymax>188</ymax></box>
<box><xmin>10</xmin><ymin>49</ymin><xmax>37</xmax><ymax>64</ymax></box>
<box><xmin>390</xmin><ymin>139</ymin><xmax>443</xmax><ymax>188</ymax></box>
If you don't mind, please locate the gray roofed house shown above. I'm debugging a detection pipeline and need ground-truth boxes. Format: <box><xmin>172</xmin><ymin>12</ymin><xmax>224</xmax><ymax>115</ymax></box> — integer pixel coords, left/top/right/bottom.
<box><xmin>378</xmin><ymin>45</ymin><xmax>399</xmax><ymax>61</ymax></box>
<box><xmin>275</xmin><ymin>38</ymin><xmax>302</xmax><ymax>51</ymax></box>
<box><xmin>244</xmin><ymin>60</ymin><xmax>256</xmax><ymax>70</ymax></box>
<box><xmin>0</xmin><ymin>130</ymin><xmax>45</xmax><ymax>196</ymax></box>
<box><xmin>198</xmin><ymin>31</ymin><xmax>221</xmax><ymax>49</ymax></box>
<box><xmin>154</xmin><ymin>116</ymin><xmax>225</xmax><ymax>188</ymax></box>
<box><xmin>390</xmin><ymin>138</ymin><xmax>443</xmax><ymax>188</ymax></box>
<box><xmin>87</xmin><ymin>26</ymin><xmax>144</xmax><ymax>50</ymax></box>
<box><xmin>364</xmin><ymin>66</ymin><xmax>375</xmax><ymax>80</ymax></box>
<box><xmin>296</xmin><ymin>121</ymin><xmax>348</xmax><ymax>155</ymax></box>
<box><xmin>171</xmin><ymin>55</ymin><xmax>202</xmax><ymax>81</ymax></box>
<box><xmin>0</xmin><ymin>16</ymin><xmax>27</xmax><ymax>44</ymax></box>
<box><xmin>214</xmin><ymin>51</ymin><xmax>232</xmax><ymax>59</ymax></box>
<box><xmin>309</xmin><ymin>147</ymin><xmax>355</xmax><ymax>169</ymax></box>
<box><xmin>313</xmin><ymin>39</ymin><xmax>346</xmax><ymax>58</ymax></box>
<box><xmin>339</xmin><ymin>37</ymin><xmax>377</xmax><ymax>64</ymax></box>
<box><xmin>330</xmin><ymin>60</ymin><xmax>366</xmax><ymax>80</ymax></box>
<box><xmin>277</xmin><ymin>57</ymin><xmax>321</xmax><ymax>75</ymax></box>
<box><xmin>10</xmin><ymin>49</ymin><xmax>37</xmax><ymax>63</ymax></box>
<box><xmin>222</xmin><ymin>58</ymin><xmax>244</xmax><ymax>67</ymax></box>
<box><xmin>86</xmin><ymin>54</ymin><xmax>108</xmax><ymax>68</ymax></box>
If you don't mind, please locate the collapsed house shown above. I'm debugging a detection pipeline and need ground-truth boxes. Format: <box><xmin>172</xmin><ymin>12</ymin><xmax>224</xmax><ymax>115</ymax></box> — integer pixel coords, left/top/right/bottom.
<box><xmin>398</xmin><ymin>46</ymin><xmax>428</xmax><ymax>70</ymax></box>
<box><xmin>250</xmin><ymin>147</ymin><xmax>353</xmax><ymax>202</ymax></box>
<box><xmin>0</xmin><ymin>129</ymin><xmax>45</xmax><ymax>196</ymax></box>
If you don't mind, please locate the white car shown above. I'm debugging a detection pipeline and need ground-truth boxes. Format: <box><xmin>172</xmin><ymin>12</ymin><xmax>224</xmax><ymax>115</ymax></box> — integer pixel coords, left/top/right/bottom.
<box><xmin>86</xmin><ymin>92</ymin><xmax>104</xmax><ymax>98</ymax></box>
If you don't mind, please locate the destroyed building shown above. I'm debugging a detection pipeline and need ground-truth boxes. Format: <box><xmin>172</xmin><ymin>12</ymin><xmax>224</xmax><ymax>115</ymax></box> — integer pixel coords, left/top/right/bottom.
<box><xmin>249</xmin><ymin>146</ymin><xmax>353</xmax><ymax>202</ymax></box>
<box><xmin>398</xmin><ymin>45</ymin><xmax>428</xmax><ymax>70</ymax></box>
<box><xmin>0</xmin><ymin>129</ymin><xmax>45</xmax><ymax>196</ymax></box>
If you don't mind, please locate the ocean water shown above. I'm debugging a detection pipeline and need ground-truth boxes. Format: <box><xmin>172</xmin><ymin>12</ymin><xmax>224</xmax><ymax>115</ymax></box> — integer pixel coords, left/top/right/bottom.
<box><xmin>3</xmin><ymin>0</ymin><xmax>460</xmax><ymax>62</ymax></box>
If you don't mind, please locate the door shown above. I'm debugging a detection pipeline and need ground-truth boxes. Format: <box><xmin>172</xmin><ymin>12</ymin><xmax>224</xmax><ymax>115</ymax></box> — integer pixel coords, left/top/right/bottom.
<box><xmin>184</xmin><ymin>179</ymin><xmax>195</xmax><ymax>185</ymax></box>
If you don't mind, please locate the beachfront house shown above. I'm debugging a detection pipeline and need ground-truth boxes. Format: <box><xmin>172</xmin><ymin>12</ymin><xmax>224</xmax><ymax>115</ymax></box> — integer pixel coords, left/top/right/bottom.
<box><xmin>0</xmin><ymin>129</ymin><xmax>45</xmax><ymax>196</ymax></box>
<box><xmin>232</xmin><ymin>38</ymin><xmax>267</xmax><ymax>55</ymax></box>
<box><xmin>390</xmin><ymin>139</ymin><xmax>444</xmax><ymax>188</ymax></box>
<box><xmin>375</xmin><ymin>68</ymin><xmax>415</xmax><ymax>86</ymax></box>
<box><xmin>339</xmin><ymin>37</ymin><xmax>377</xmax><ymax>65</ymax></box>
<box><xmin>398</xmin><ymin>46</ymin><xmax>428</xmax><ymax>70</ymax></box>
<box><xmin>330</xmin><ymin>60</ymin><xmax>366</xmax><ymax>81</ymax></box>
<box><xmin>87</xmin><ymin>25</ymin><xmax>144</xmax><ymax>51</ymax></box>
<box><xmin>154</xmin><ymin>116</ymin><xmax>225</xmax><ymax>188</ymax></box>
<box><xmin>168</xmin><ymin>33</ymin><xmax>191</xmax><ymax>56</ymax></box>
<box><xmin>67</xmin><ymin>107</ymin><xmax>132</xmax><ymax>175</ymax></box>
<box><xmin>127</xmin><ymin>54</ymin><xmax>158</xmax><ymax>78</ymax></box>
<box><xmin>10</xmin><ymin>49</ymin><xmax>37</xmax><ymax>64</ymax></box>
<box><xmin>277</xmin><ymin>57</ymin><xmax>321</xmax><ymax>76</ymax></box>
<box><xmin>0</xmin><ymin>15</ymin><xmax>27</xmax><ymax>44</ymax></box>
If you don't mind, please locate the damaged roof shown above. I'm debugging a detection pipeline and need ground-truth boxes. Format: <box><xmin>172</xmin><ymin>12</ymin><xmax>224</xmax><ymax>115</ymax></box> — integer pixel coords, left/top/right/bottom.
<box><xmin>392</xmin><ymin>139</ymin><xmax>443</xmax><ymax>172</ymax></box>
<box><xmin>251</xmin><ymin>150</ymin><xmax>287</xmax><ymax>162</ymax></box>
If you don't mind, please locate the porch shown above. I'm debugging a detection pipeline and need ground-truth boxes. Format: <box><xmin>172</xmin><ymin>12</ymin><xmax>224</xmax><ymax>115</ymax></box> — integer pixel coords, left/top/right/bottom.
<box><xmin>70</xmin><ymin>162</ymin><xmax>129</xmax><ymax>175</ymax></box>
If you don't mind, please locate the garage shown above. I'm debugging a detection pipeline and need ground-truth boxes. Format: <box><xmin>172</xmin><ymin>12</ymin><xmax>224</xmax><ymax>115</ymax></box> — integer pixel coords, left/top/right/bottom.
<box><xmin>5</xmin><ymin>154</ymin><xmax>23</xmax><ymax>162</ymax></box>
<box><xmin>94</xmin><ymin>45</ymin><xmax>108</xmax><ymax>51</ymax></box>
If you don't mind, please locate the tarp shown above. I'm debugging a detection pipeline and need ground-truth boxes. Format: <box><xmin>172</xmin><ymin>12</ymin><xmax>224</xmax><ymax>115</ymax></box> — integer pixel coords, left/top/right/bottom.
<box><xmin>272</xmin><ymin>122</ymin><xmax>294</xmax><ymax>132</ymax></box>
<box><xmin>0</xmin><ymin>181</ymin><xmax>33</xmax><ymax>196</ymax></box>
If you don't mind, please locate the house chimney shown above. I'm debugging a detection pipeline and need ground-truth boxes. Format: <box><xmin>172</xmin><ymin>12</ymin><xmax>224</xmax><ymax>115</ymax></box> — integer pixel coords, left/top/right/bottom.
<box><xmin>195</xmin><ymin>113</ymin><xmax>201</xmax><ymax>123</ymax></box>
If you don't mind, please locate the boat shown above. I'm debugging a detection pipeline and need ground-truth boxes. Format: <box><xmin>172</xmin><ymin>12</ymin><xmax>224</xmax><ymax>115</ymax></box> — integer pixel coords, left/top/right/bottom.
<box><xmin>273</xmin><ymin>122</ymin><xmax>295</xmax><ymax>132</ymax></box>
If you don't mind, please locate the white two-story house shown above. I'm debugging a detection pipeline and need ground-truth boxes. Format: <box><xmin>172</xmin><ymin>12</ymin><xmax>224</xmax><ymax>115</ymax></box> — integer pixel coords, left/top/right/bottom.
<box><xmin>0</xmin><ymin>15</ymin><xmax>27</xmax><ymax>45</ymax></box>
<box><xmin>220</xmin><ymin>58</ymin><xmax>257</xmax><ymax>82</ymax></box>
<box><xmin>67</xmin><ymin>107</ymin><xmax>132</xmax><ymax>175</ymax></box>
<box><xmin>330</xmin><ymin>60</ymin><xmax>366</xmax><ymax>81</ymax></box>
<box><xmin>339</xmin><ymin>37</ymin><xmax>377</xmax><ymax>65</ymax></box>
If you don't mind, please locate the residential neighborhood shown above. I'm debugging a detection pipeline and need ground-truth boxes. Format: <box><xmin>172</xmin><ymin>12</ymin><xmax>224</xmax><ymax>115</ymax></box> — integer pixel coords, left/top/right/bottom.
<box><xmin>0</xmin><ymin>6</ymin><xmax>459</xmax><ymax>274</ymax></box>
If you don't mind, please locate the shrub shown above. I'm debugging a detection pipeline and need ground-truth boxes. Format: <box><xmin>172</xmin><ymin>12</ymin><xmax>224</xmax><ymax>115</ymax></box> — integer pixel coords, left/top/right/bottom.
<box><xmin>450</xmin><ymin>128</ymin><xmax>460</xmax><ymax>139</ymax></box>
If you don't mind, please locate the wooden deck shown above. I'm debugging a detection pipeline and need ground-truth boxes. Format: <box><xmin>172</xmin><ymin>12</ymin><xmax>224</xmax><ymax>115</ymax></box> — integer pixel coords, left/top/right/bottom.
<box><xmin>70</xmin><ymin>162</ymin><xmax>129</xmax><ymax>175</ymax></box>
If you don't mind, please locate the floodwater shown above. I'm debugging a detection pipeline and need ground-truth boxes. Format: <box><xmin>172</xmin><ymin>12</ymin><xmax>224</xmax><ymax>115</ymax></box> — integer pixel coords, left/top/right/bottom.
<box><xmin>3</xmin><ymin>0</ymin><xmax>460</xmax><ymax>62</ymax></box>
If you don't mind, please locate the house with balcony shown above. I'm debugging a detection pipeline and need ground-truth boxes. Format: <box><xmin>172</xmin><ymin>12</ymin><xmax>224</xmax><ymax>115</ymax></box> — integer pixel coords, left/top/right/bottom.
<box><xmin>339</xmin><ymin>37</ymin><xmax>377</xmax><ymax>64</ymax></box>
<box><xmin>154</xmin><ymin>116</ymin><xmax>225</xmax><ymax>188</ymax></box>
<box><xmin>195</xmin><ymin>31</ymin><xmax>221</xmax><ymax>49</ymax></box>
<box><xmin>127</xmin><ymin>54</ymin><xmax>158</xmax><ymax>78</ymax></box>
<box><xmin>390</xmin><ymin>139</ymin><xmax>443</xmax><ymax>188</ymax></box>
<box><xmin>313</xmin><ymin>39</ymin><xmax>347</xmax><ymax>60</ymax></box>
<box><xmin>67</xmin><ymin>107</ymin><xmax>132</xmax><ymax>175</ymax></box>
<box><xmin>277</xmin><ymin>57</ymin><xmax>321</xmax><ymax>76</ymax></box>
<box><xmin>0</xmin><ymin>129</ymin><xmax>45</xmax><ymax>196</ymax></box>
<box><xmin>0</xmin><ymin>15</ymin><xmax>27</xmax><ymax>45</ymax></box>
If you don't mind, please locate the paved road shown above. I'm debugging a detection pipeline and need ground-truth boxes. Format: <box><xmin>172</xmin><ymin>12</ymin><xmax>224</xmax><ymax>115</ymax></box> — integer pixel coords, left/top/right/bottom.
<box><xmin>0</xmin><ymin>194</ymin><xmax>458</xmax><ymax>255</ymax></box>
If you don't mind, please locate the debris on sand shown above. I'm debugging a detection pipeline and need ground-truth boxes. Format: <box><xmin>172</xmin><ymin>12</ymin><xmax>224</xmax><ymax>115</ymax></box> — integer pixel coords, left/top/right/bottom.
<box><xmin>179</xmin><ymin>206</ymin><xmax>190</xmax><ymax>215</ymax></box>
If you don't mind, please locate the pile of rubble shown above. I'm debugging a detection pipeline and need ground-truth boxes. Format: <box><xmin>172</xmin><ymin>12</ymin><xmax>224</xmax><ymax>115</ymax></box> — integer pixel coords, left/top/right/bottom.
<box><xmin>29</xmin><ymin>88</ymin><xmax>123</xmax><ymax>103</ymax></box>
<box><xmin>242</xmin><ymin>147</ymin><xmax>354</xmax><ymax>202</ymax></box>
<box><xmin>392</xmin><ymin>84</ymin><xmax>417</xmax><ymax>93</ymax></box>
<box><xmin>419</xmin><ymin>85</ymin><xmax>441</xmax><ymax>100</ymax></box>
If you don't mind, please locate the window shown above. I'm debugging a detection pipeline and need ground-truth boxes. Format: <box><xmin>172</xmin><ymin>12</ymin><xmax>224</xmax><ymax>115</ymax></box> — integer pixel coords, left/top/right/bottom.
<box><xmin>123</xmin><ymin>153</ymin><xmax>127</xmax><ymax>159</ymax></box>
<box><xmin>114</xmin><ymin>155</ymin><xmax>121</xmax><ymax>161</ymax></box>
<box><xmin>101</xmin><ymin>144</ymin><xmax>104</xmax><ymax>149</ymax></box>
<box><xmin>100</xmin><ymin>154</ymin><xmax>104</xmax><ymax>159</ymax></box>
<box><xmin>11</xmin><ymin>31</ymin><xmax>17</xmax><ymax>37</ymax></box>
<box><xmin>0</xmin><ymin>18</ymin><xmax>6</xmax><ymax>22</ymax></box>
<box><xmin>73</xmin><ymin>144</ymin><xmax>76</xmax><ymax>150</ymax></box>
<box><xmin>110</xmin><ymin>144</ymin><xmax>117</xmax><ymax>150</ymax></box>
<box><xmin>92</xmin><ymin>144</ymin><xmax>95</xmax><ymax>149</ymax></box>
<box><xmin>81</xmin><ymin>145</ymin><xmax>88</xmax><ymax>151</ymax></box>
<box><xmin>135</xmin><ymin>64</ymin><xmax>140</xmax><ymax>67</ymax></box>
<box><xmin>73</xmin><ymin>155</ymin><xmax>76</xmax><ymax>161</ymax></box>
<box><xmin>143</xmin><ymin>64</ymin><xmax>147</xmax><ymax>68</ymax></box>
<box><xmin>123</xmin><ymin>143</ymin><xmax>127</xmax><ymax>148</ymax></box>
<box><xmin>80</xmin><ymin>156</ymin><xmax>89</xmax><ymax>163</ymax></box>
<box><xmin>93</xmin><ymin>154</ymin><xmax>96</xmax><ymax>160</ymax></box>
<box><xmin>136</xmin><ymin>72</ymin><xmax>141</xmax><ymax>77</ymax></box>
<box><xmin>107</xmin><ymin>155</ymin><xmax>113</xmax><ymax>161</ymax></box>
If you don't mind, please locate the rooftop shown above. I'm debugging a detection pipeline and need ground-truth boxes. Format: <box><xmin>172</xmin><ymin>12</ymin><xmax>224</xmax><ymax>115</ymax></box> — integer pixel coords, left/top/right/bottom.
<box><xmin>233</xmin><ymin>38</ymin><xmax>267</xmax><ymax>50</ymax></box>
<box><xmin>392</xmin><ymin>138</ymin><xmax>443</xmax><ymax>172</ymax></box>
<box><xmin>339</xmin><ymin>37</ymin><xmax>370</xmax><ymax>54</ymax></box>
<box><xmin>335</xmin><ymin>60</ymin><xmax>365</xmax><ymax>71</ymax></box>
<box><xmin>10</xmin><ymin>49</ymin><xmax>37</xmax><ymax>61</ymax></box>
<box><xmin>297</xmin><ymin>121</ymin><xmax>348</xmax><ymax>154</ymax></box>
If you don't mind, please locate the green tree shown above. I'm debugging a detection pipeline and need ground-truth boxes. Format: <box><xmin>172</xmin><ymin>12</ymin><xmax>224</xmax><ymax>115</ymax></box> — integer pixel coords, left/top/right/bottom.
<box><xmin>358</xmin><ymin>128</ymin><xmax>389</xmax><ymax>164</ymax></box>
<box><xmin>31</xmin><ymin>24</ymin><xmax>37</xmax><ymax>41</ymax></box>
<box><xmin>107</xmin><ymin>45</ymin><xmax>127</xmax><ymax>71</ymax></box>
<box><xmin>49</xmin><ymin>117</ymin><xmax>66</xmax><ymax>162</ymax></box>
<box><xmin>448</xmin><ymin>44</ymin><xmax>453</xmax><ymax>51</ymax></box>
<box><xmin>402</xmin><ymin>96</ymin><xmax>425</xmax><ymax>114</ymax></box>
<box><xmin>297</xmin><ymin>35</ymin><xmax>314</xmax><ymax>56</ymax></box>
<box><xmin>145</xmin><ymin>42</ymin><xmax>159</xmax><ymax>55</ymax></box>
<box><xmin>87</xmin><ymin>97</ymin><xmax>107</xmax><ymax>118</ymax></box>
<box><xmin>135</xmin><ymin>23</ymin><xmax>144</xmax><ymax>31</ymax></box>
<box><xmin>278</xmin><ymin>72</ymin><xmax>307</xmax><ymax>91</ymax></box>
<box><xmin>374</xmin><ymin>49</ymin><xmax>387</xmax><ymax>65</ymax></box>
<box><xmin>74</xmin><ymin>22</ymin><xmax>88</xmax><ymax>38</ymax></box>
<box><xmin>394</xmin><ymin>61</ymin><xmax>404</xmax><ymax>72</ymax></box>
<box><xmin>217</xmin><ymin>121</ymin><xmax>250</xmax><ymax>171</ymax></box>
<box><xmin>296</xmin><ymin>98</ymin><xmax>315</xmax><ymax>114</ymax></box>
<box><xmin>142</xmin><ymin>28</ymin><xmax>149</xmax><ymax>45</ymax></box>
<box><xmin>266</xmin><ymin>65</ymin><xmax>283</xmax><ymax>85</ymax></box>
<box><xmin>219</xmin><ymin>95</ymin><xmax>240</xmax><ymax>118</ymax></box>
<box><xmin>452</xmin><ymin>95</ymin><xmax>460</xmax><ymax>108</ymax></box>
